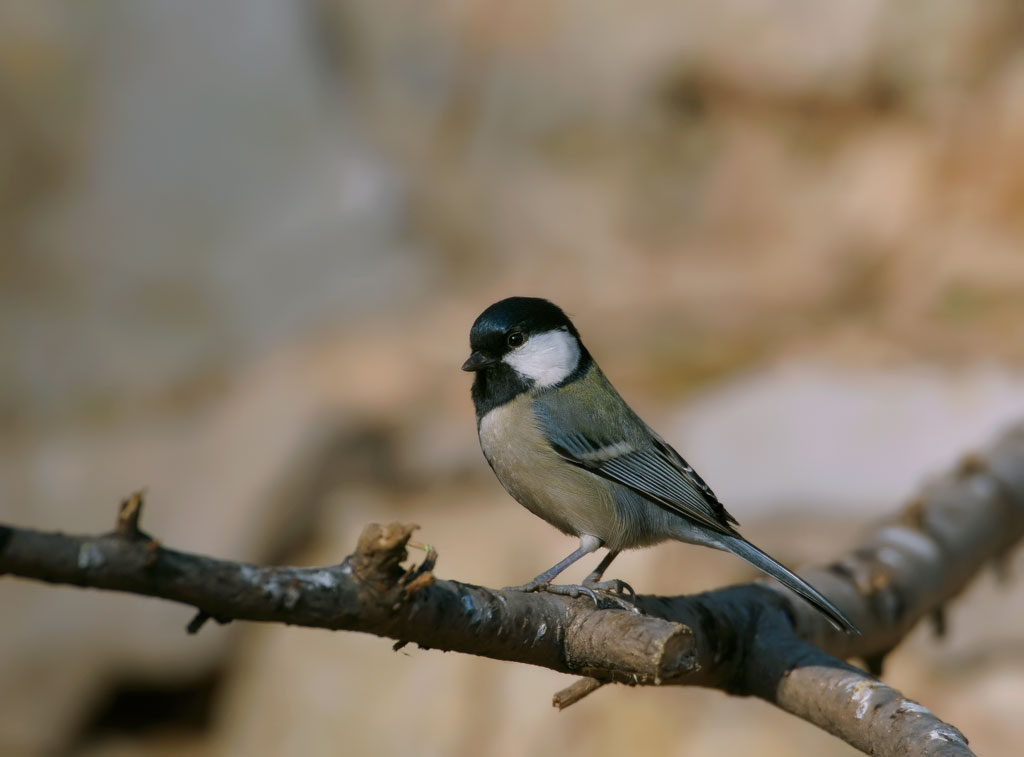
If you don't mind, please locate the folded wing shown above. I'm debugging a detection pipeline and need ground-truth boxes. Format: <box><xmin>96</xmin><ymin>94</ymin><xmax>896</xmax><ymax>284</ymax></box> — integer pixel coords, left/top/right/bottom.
<box><xmin>546</xmin><ymin>427</ymin><xmax>740</xmax><ymax>536</ymax></box>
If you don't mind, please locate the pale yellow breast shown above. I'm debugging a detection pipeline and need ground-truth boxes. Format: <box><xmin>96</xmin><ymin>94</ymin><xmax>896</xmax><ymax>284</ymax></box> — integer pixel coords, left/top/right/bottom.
<box><xmin>477</xmin><ymin>396</ymin><xmax>616</xmax><ymax>539</ymax></box>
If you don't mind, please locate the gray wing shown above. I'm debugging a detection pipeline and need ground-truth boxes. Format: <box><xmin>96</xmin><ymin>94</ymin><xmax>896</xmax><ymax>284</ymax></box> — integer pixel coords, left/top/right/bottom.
<box><xmin>533</xmin><ymin>379</ymin><xmax>739</xmax><ymax>535</ymax></box>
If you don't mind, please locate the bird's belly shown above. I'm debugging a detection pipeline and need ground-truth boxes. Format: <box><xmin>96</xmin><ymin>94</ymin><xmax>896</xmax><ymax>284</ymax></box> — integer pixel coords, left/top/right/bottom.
<box><xmin>477</xmin><ymin>401</ymin><xmax>618</xmax><ymax>541</ymax></box>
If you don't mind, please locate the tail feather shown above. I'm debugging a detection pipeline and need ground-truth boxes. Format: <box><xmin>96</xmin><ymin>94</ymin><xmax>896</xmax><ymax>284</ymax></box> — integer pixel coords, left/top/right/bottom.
<box><xmin>719</xmin><ymin>534</ymin><xmax>860</xmax><ymax>634</ymax></box>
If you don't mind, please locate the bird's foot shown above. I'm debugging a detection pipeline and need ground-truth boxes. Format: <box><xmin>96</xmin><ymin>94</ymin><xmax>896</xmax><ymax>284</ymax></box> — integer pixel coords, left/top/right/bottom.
<box><xmin>502</xmin><ymin>580</ymin><xmax>599</xmax><ymax>605</ymax></box>
<box><xmin>584</xmin><ymin>577</ymin><xmax>636</xmax><ymax>601</ymax></box>
<box><xmin>582</xmin><ymin>577</ymin><xmax>638</xmax><ymax>612</ymax></box>
<box><xmin>502</xmin><ymin>579</ymin><xmax>638</xmax><ymax>611</ymax></box>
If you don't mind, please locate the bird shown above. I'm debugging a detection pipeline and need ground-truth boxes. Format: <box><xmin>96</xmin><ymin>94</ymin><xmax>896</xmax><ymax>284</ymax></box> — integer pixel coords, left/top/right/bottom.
<box><xmin>462</xmin><ymin>296</ymin><xmax>858</xmax><ymax>633</ymax></box>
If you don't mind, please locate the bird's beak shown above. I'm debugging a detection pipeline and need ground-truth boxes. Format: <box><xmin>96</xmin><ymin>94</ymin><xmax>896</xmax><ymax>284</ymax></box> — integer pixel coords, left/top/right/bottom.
<box><xmin>461</xmin><ymin>351</ymin><xmax>496</xmax><ymax>372</ymax></box>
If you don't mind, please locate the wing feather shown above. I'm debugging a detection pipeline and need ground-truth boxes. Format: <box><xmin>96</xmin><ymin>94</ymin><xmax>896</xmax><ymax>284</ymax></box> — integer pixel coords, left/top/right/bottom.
<box><xmin>548</xmin><ymin>430</ymin><xmax>739</xmax><ymax>535</ymax></box>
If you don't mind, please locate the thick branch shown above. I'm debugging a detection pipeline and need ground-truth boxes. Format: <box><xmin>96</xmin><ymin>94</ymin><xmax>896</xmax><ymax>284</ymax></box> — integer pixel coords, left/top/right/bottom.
<box><xmin>4</xmin><ymin>422</ymin><xmax>1024</xmax><ymax>755</ymax></box>
<box><xmin>0</xmin><ymin>521</ymin><xmax>694</xmax><ymax>683</ymax></box>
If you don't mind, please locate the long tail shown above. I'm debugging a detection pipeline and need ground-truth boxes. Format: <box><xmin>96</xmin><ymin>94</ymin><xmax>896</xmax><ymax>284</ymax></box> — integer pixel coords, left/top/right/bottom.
<box><xmin>719</xmin><ymin>533</ymin><xmax>860</xmax><ymax>634</ymax></box>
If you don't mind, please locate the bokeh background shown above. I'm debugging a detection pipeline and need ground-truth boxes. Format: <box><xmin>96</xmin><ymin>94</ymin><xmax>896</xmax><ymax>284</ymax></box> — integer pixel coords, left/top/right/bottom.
<box><xmin>3</xmin><ymin>1</ymin><xmax>1024</xmax><ymax>755</ymax></box>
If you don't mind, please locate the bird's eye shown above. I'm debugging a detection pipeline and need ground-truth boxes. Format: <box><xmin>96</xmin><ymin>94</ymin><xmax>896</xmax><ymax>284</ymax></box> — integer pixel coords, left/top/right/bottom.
<box><xmin>506</xmin><ymin>331</ymin><xmax>524</xmax><ymax>348</ymax></box>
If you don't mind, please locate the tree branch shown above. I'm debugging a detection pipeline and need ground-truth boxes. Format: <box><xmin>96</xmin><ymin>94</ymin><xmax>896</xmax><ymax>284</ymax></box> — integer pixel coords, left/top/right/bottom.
<box><xmin>5</xmin><ymin>421</ymin><xmax>1024</xmax><ymax>755</ymax></box>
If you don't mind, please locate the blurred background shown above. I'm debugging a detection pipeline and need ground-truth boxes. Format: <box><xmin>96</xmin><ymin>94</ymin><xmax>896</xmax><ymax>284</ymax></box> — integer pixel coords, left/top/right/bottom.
<box><xmin>2</xmin><ymin>1</ymin><xmax>1024</xmax><ymax>755</ymax></box>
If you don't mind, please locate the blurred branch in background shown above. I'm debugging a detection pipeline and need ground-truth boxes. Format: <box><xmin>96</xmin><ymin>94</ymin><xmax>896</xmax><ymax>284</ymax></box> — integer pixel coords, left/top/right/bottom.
<box><xmin>5</xmin><ymin>421</ymin><xmax>1024</xmax><ymax>756</ymax></box>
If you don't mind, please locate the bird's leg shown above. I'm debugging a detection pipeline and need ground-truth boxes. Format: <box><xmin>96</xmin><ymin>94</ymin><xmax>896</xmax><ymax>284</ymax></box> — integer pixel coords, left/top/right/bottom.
<box><xmin>503</xmin><ymin>535</ymin><xmax>603</xmax><ymax>604</ymax></box>
<box><xmin>581</xmin><ymin>550</ymin><xmax>636</xmax><ymax>603</ymax></box>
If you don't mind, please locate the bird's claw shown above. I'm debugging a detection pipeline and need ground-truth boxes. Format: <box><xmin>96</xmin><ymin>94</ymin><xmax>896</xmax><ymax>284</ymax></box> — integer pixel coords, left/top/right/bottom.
<box><xmin>580</xmin><ymin>577</ymin><xmax>639</xmax><ymax>612</ymax></box>
<box><xmin>583</xmin><ymin>577</ymin><xmax>636</xmax><ymax>601</ymax></box>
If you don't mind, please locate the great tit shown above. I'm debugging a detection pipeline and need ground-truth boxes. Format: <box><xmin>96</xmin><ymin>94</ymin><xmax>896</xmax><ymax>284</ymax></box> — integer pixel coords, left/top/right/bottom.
<box><xmin>462</xmin><ymin>296</ymin><xmax>858</xmax><ymax>633</ymax></box>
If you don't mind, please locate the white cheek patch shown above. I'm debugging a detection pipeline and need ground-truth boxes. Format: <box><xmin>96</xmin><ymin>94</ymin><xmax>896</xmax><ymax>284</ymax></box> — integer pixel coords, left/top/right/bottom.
<box><xmin>503</xmin><ymin>328</ymin><xmax>581</xmax><ymax>387</ymax></box>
